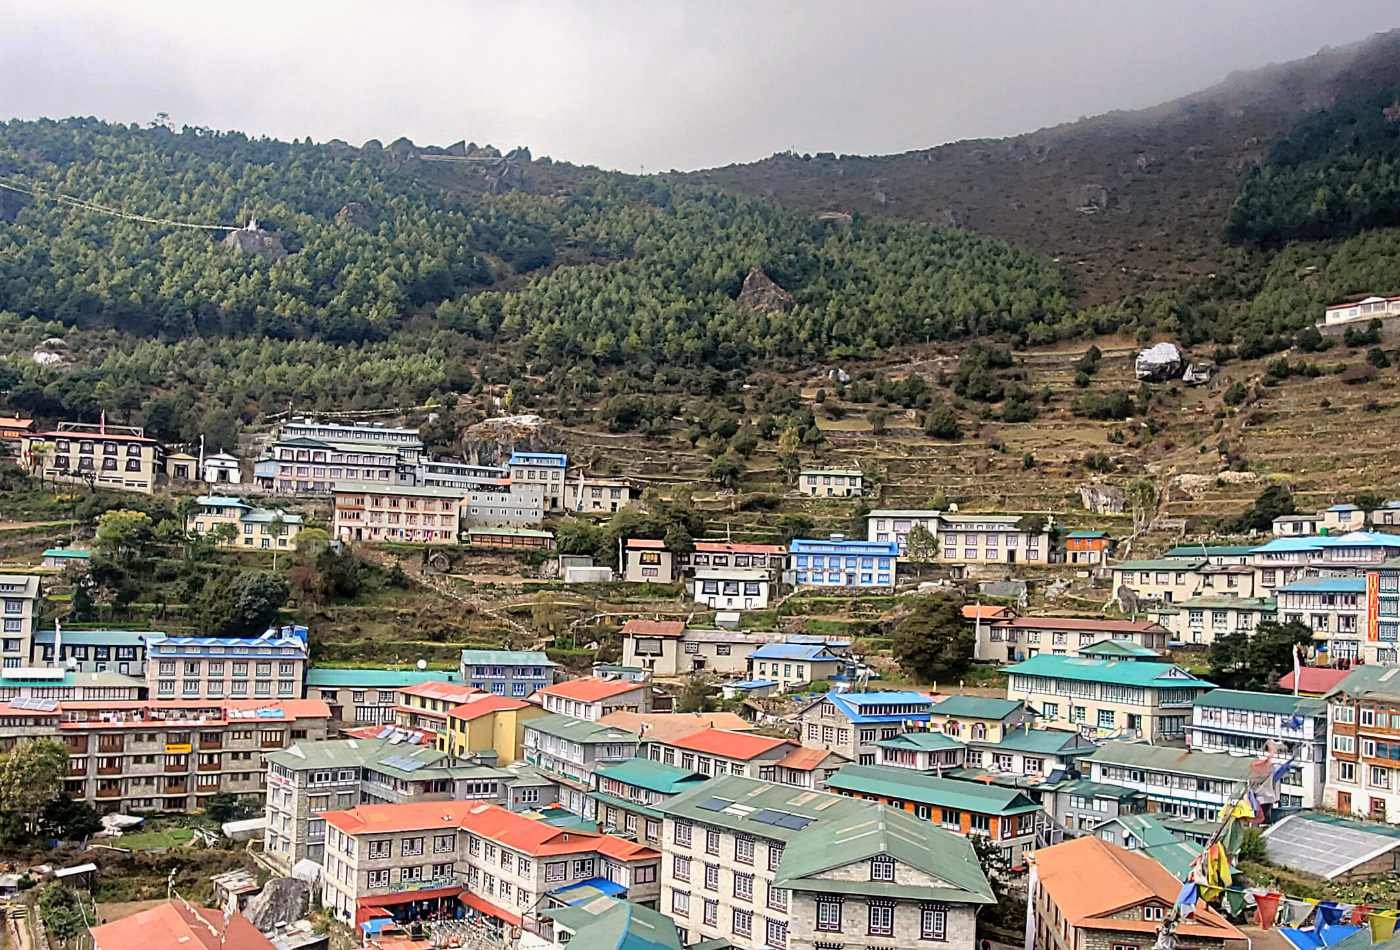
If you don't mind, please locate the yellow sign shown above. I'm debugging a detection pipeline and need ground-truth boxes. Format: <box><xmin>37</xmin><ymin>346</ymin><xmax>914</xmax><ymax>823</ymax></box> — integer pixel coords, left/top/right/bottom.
<box><xmin>165</xmin><ymin>743</ymin><xmax>192</xmax><ymax>754</ymax></box>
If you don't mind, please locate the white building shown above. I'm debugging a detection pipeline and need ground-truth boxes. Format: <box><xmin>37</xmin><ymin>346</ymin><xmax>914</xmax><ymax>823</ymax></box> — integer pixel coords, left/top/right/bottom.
<box><xmin>508</xmin><ymin>452</ymin><xmax>567</xmax><ymax>511</ymax></box>
<box><xmin>692</xmin><ymin>568</ymin><xmax>770</xmax><ymax>611</ymax></box>
<box><xmin>865</xmin><ymin>509</ymin><xmax>1052</xmax><ymax>564</ymax></box>
<box><xmin>1188</xmin><ymin>689</ymin><xmax>1326</xmax><ymax>808</ymax></box>
<box><xmin>201</xmin><ymin>452</ymin><xmax>242</xmax><ymax>484</ymax></box>
<box><xmin>798</xmin><ymin>467</ymin><xmax>863</xmax><ymax>498</ymax></box>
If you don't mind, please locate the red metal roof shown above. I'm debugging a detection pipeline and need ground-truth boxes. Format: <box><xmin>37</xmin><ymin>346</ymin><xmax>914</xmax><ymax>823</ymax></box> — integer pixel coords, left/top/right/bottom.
<box><xmin>398</xmin><ymin>681</ymin><xmax>482</xmax><ymax>702</ymax></box>
<box><xmin>620</xmin><ymin>619</ymin><xmax>685</xmax><ymax>638</ymax></box>
<box><xmin>693</xmin><ymin>541</ymin><xmax>785</xmax><ymax>555</ymax></box>
<box><xmin>776</xmin><ymin>746</ymin><xmax>842</xmax><ymax>772</ymax></box>
<box><xmin>962</xmin><ymin>605</ymin><xmax>1015</xmax><ymax>620</ymax></box>
<box><xmin>90</xmin><ymin>901</ymin><xmax>273</xmax><ymax>950</ymax></box>
<box><xmin>460</xmin><ymin>892</ymin><xmax>521</xmax><ymax>928</ymax></box>
<box><xmin>1278</xmin><ymin>667</ymin><xmax>1352</xmax><ymax>695</ymax></box>
<box><xmin>446</xmin><ymin>695</ymin><xmax>531</xmax><ymax>721</ymax></box>
<box><xmin>538</xmin><ymin>677</ymin><xmax>645</xmax><ymax>703</ymax></box>
<box><xmin>625</xmin><ymin>538</ymin><xmax>667</xmax><ymax>549</ymax></box>
<box><xmin>667</xmin><ymin>727</ymin><xmax>793</xmax><ymax>761</ymax></box>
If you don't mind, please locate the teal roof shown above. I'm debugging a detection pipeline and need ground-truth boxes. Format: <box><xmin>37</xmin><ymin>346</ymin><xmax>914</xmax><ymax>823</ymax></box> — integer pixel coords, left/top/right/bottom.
<box><xmin>1094</xmin><ymin>814</ymin><xmax>1204</xmax><ymax>879</ymax></box>
<box><xmin>41</xmin><ymin>548</ymin><xmax>90</xmax><ymax>559</ymax></box>
<box><xmin>1058</xmin><ymin>779</ymin><xmax>1144</xmax><ymax>802</ymax></box>
<box><xmin>1079</xmin><ymin>639</ymin><xmax>1162</xmax><ymax>659</ymax></box>
<box><xmin>595</xmin><ymin>758</ymin><xmax>708</xmax><ymax>795</ymax></box>
<box><xmin>826</xmin><ymin>763</ymin><xmax>1042</xmax><ymax>815</ymax></box>
<box><xmin>1113</xmin><ymin>558</ymin><xmax>1206</xmax><ymax>571</ymax></box>
<box><xmin>524</xmin><ymin>713</ymin><xmax>639</xmax><ymax>745</ymax></box>
<box><xmin>1083</xmin><ymin>741</ymin><xmax>1254</xmax><ymax>782</ymax></box>
<box><xmin>459</xmin><ymin>649</ymin><xmax>557</xmax><ymax>667</ymax></box>
<box><xmin>305</xmin><ymin>667</ymin><xmax>460</xmax><ymax>688</ymax></box>
<box><xmin>987</xmin><ymin>728</ymin><xmax>1096</xmax><ymax>756</ymax></box>
<box><xmin>33</xmin><ymin>629</ymin><xmax>159</xmax><ymax>646</ymax></box>
<box><xmin>929</xmin><ymin>696</ymin><xmax>1025</xmax><ymax>720</ymax></box>
<box><xmin>1004</xmin><ymin>654</ymin><xmax>1214</xmax><ymax>689</ymax></box>
<box><xmin>544</xmin><ymin>897</ymin><xmax>681</xmax><ymax>950</ymax></box>
<box><xmin>875</xmin><ymin>732</ymin><xmax>965</xmax><ymax>752</ymax></box>
<box><xmin>1193</xmin><ymin>688</ymin><xmax>1324</xmax><ymax>717</ymax></box>
<box><xmin>1327</xmin><ymin>665</ymin><xmax>1400</xmax><ymax>702</ymax></box>
<box><xmin>1065</xmin><ymin>530</ymin><xmax>1108</xmax><ymax>539</ymax></box>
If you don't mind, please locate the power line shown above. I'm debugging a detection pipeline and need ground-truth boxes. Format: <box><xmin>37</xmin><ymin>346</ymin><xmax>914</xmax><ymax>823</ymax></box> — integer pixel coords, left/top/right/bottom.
<box><xmin>0</xmin><ymin>177</ymin><xmax>240</xmax><ymax>232</ymax></box>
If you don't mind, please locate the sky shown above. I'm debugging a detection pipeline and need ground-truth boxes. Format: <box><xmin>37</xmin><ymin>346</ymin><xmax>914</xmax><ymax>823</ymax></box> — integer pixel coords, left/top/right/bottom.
<box><xmin>3</xmin><ymin>1</ymin><xmax>1398</xmax><ymax>172</ymax></box>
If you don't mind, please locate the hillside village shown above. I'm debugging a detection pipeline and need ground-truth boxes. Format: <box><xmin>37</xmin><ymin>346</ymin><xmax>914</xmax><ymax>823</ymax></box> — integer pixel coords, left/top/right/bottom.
<box><xmin>7</xmin><ymin>16</ymin><xmax>1400</xmax><ymax>950</ymax></box>
<box><xmin>2</xmin><ymin>291</ymin><xmax>1400</xmax><ymax>950</ymax></box>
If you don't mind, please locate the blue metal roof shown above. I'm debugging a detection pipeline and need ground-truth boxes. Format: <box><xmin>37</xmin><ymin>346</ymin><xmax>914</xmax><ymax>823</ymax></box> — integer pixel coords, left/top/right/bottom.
<box><xmin>33</xmin><ymin>629</ymin><xmax>160</xmax><ymax>646</ymax></box>
<box><xmin>508</xmin><ymin>452</ymin><xmax>567</xmax><ymax>467</ymax></box>
<box><xmin>1251</xmin><ymin>532</ymin><xmax>1400</xmax><ymax>554</ymax></box>
<box><xmin>790</xmin><ymin>538</ymin><xmax>899</xmax><ymax>556</ymax></box>
<box><xmin>1328</xmin><ymin>504</ymin><xmax>1360</xmax><ymax>512</ymax></box>
<box><xmin>839</xmin><ymin>690</ymin><xmax>934</xmax><ymax>707</ymax></box>
<box><xmin>729</xmin><ymin>679</ymin><xmax>778</xmax><ymax>689</ymax></box>
<box><xmin>750</xmin><ymin>643</ymin><xmax>839</xmax><ymax>661</ymax></box>
<box><xmin>1278</xmin><ymin>577</ymin><xmax>1367</xmax><ymax>593</ymax></box>
<box><xmin>824</xmin><ymin>690</ymin><xmax>933</xmax><ymax>724</ymax></box>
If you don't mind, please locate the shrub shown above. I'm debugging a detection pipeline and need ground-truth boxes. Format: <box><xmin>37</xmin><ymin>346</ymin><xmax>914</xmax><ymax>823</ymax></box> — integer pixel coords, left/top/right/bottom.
<box><xmin>1223</xmin><ymin>381</ymin><xmax>1247</xmax><ymax>406</ymax></box>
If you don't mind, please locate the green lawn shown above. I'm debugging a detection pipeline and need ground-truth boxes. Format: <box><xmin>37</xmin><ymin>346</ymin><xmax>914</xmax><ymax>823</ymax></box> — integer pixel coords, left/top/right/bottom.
<box><xmin>117</xmin><ymin>826</ymin><xmax>195</xmax><ymax>851</ymax></box>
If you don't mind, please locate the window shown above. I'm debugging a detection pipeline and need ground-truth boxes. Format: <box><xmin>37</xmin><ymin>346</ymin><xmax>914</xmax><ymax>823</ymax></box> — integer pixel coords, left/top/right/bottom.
<box><xmin>674</xmin><ymin>820</ymin><xmax>692</xmax><ymax>846</ymax></box>
<box><xmin>816</xmin><ymin>899</ymin><xmax>842</xmax><ymax>932</ymax></box>
<box><xmin>768</xmin><ymin>842</ymin><xmax>784</xmax><ymax>871</ymax></box>
<box><xmin>765</xmin><ymin>917</ymin><xmax>788</xmax><ymax>949</ymax></box>
<box><xmin>673</xmin><ymin>856</ymin><xmax>691</xmax><ymax>882</ymax></box>
<box><xmin>1144</xmin><ymin>905</ymin><xmax>1165</xmax><ymax>921</ymax></box>
<box><xmin>868</xmin><ymin>902</ymin><xmax>894</xmax><ymax>936</ymax></box>
<box><xmin>921</xmin><ymin>905</ymin><xmax>947</xmax><ymax>941</ymax></box>
<box><xmin>736</xmin><ymin>836</ymin><xmax>755</xmax><ymax>865</ymax></box>
<box><xmin>735</xmin><ymin>872</ymin><xmax>754</xmax><ymax>901</ymax></box>
<box><xmin>705</xmin><ymin>828</ymin><xmax>720</xmax><ymax>855</ymax></box>
<box><xmin>870</xmin><ymin>855</ymin><xmax>894</xmax><ymax>881</ymax></box>
<box><xmin>733</xmin><ymin>909</ymin><xmax>753</xmax><ymax>937</ymax></box>
<box><xmin>672</xmin><ymin>890</ymin><xmax>690</xmax><ymax>915</ymax></box>
<box><xmin>369</xmin><ymin>840</ymin><xmax>391</xmax><ymax>859</ymax></box>
<box><xmin>703</xmin><ymin>899</ymin><xmax>718</xmax><ymax>926</ymax></box>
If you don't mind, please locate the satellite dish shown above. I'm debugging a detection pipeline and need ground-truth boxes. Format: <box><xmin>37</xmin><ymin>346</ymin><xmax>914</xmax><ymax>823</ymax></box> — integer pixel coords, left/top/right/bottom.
<box><xmin>416</xmin><ymin>659</ymin><xmax>427</xmax><ymax>671</ymax></box>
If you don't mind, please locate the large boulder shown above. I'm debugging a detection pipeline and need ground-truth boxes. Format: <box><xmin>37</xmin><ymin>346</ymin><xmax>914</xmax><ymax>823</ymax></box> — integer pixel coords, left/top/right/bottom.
<box><xmin>243</xmin><ymin>878</ymin><xmax>311</xmax><ymax>932</ymax></box>
<box><xmin>1134</xmin><ymin>342</ymin><xmax>1184</xmax><ymax>382</ymax></box>
<box><xmin>736</xmin><ymin>266</ymin><xmax>795</xmax><ymax>313</ymax></box>
<box><xmin>461</xmin><ymin>414</ymin><xmax>558</xmax><ymax>466</ymax></box>
<box><xmin>222</xmin><ymin>219</ymin><xmax>287</xmax><ymax>262</ymax></box>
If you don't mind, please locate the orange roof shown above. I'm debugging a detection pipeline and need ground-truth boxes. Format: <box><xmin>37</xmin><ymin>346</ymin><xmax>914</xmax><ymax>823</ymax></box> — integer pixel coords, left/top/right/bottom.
<box><xmin>323</xmin><ymin>800</ymin><xmax>483</xmax><ymax>836</ymax></box>
<box><xmin>1279</xmin><ymin>667</ymin><xmax>1351</xmax><ymax>695</ymax></box>
<box><xmin>0</xmin><ymin>417</ymin><xmax>33</xmax><ymax>429</ymax></box>
<box><xmin>667</xmin><ymin>727</ymin><xmax>793</xmax><ymax>761</ymax></box>
<box><xmin>460</xmin><ymin>892</ymin><xmax>521</xmax><ymax>928</ymax></box>
<box><xmin>593</xmin><ymin>835</ymin><xmax>660</xmax><ymax>862</ymax></box>
<box><xmin>399</xmin><ymin>681</ymin><xmax>482</xmax><ymax>703</ymax></box>
<box><xmin>620</xmin><ymin>619</ymin><xmax>685</xmax><ymax>638</ymax></box>
<box><xmin>601</xmin><ymin>711</ymin><xmax>754</xmax><ymax>743</ymax></box>
<box><xmin>344</xmin><ymin>724</ymin><xmax>434</xmax><ymax>744</ymax></box>
<box><xmin>693</xmin><ymin>541</ymin><xmax>785</xmax><ymax>555</ymax></box>
<box><xmin>962</xmin><ymin>604</ymin><xmax>1014</xmax><ymax>620</ymax></box>
<box><xmin>458</xmin><ymin>803</ymin><xmax>602</xmax><ymax>857</ymax></box>
<box><xmin>1033</xmin><ymin>837</ymin><xmax>1244</xmax><ymax>940</ymax></box>
<box><xmin>625</xmin><ymin>538</ymin><xmax>667</xmax><ymax>549</ymax></box>
<box><xmin>538</xmin><ymin>677</ymin><xmax>645</xmax><ymax>703</ymax></box>
<box><xmin>776</xmin><ymin>745</ymin><xmax>845</xmax><ymax>772</ymax></box>
<box><xmin>446</xmin><ymin>694</ymin><xmax>531</xmax><ymax>721</ymax></box>
<box><xmin>90</xmin><ymin>901</ymin><xmax>272</xmax><ymax>950</ymax></box>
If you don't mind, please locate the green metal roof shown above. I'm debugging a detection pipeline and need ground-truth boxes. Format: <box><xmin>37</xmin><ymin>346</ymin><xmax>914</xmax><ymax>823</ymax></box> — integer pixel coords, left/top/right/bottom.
<box><xmin>1094</xmin><ymin>814</ymin><xmax>1203</xmax><ymax>879</ymax></box>
<box><xmin>524</xmin><ymin>713</ymin><xmax>638</xmax><ymax>744</ymax></box>
<box><xmin>1004</xmin><ymin>654</ymin><xmax>1214</xmax><ymax>689</ymax></box>
<box><xmin>544</xmin><ymin>896</ymin><xmax>683</xmax><ymax>950</ymax></box>
<box><xmin>1193</xmin><ymin>688</ymin><xmax>1325</xmax><ymax>717</ymax></box>
<box><xmin>1168</xmin><ymin>596</ymin><xmax>1276</xmax><ymax>610</ymax></box>
<box><xmin>305</xmin><ymin>667</ymin><xmax>460</xmax><ymax>688</ymax></box>
<box><xmin>459</xmin><ymin>649</ymin><xmax>557</xmax><ymax>667</ymax></box>
<box><xmin>825</xmin><ymin>763</ymin><xmax>1042</xmax><ymax>815</ymax></box>
<box><xmin>1065</xmin><ymin>530</ymin><xmax>1108</xmax><ymax>539</ymax></box>
<box><xmin>875</xmin><ymin>732</ymin><xmax>965</xmax><ymax>752</ymax></box>
<box><xmin>41</xmin><ymin>548</ymin><xmax>90</xmax><ymax>559</ymax></box>
<box><xmin>1058</xmin><ymin>779</ymin><xmax>1144</xmax><ymax>802</ymax></box>
<box><xmin>986</xmin><ymin>728</ymin><xmax>1096</xmax><ymax>756</ymax></box>
<box><xmin>1327</xmin><ymin>665</ymin><xmax>1400</xmax><ymax>702</ymax></box>
<box><xmin>595</xmin><ymin>758</ymin><xmax>708</xmax><ymax>795</ymax></box>
<box><xmin>1112</xmin><ymin>559</ymin><xmax>1206</xmax><ymax>571</ymax></box>
<box><xmin>929</xmin><ymin>696</ymin><xmax>1025</xmax><ymax>720</ymax></box>
<box><xmin>1083</xmin><ymin>741</ymin><xmax>1254</xmax><ymax>782</ymax></box>
<box><xmin>1078</xmin><ymin>639</ymin><xmax>1162</xmax><ymax>658</ymax></box>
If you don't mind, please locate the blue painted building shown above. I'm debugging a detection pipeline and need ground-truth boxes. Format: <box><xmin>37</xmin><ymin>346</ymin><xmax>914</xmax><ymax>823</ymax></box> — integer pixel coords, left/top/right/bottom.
<box><xmin>789</xmin><ymin>538</ymin><xmax>898</xmax><ymax>589</ymax></box>
<box><xmin>794</xmin><ymin>690</ymin><xmax>934</xmax><ymax>764</ymax></box>
<box><xmin>458</xmin><ymin>648</ymin><xmax>558</xmax><ymax>696</ymax></box>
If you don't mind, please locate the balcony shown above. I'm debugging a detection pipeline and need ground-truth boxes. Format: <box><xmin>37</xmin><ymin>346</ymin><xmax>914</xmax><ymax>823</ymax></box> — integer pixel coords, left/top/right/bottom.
<box><xmin>97</xmin><ymin>764</ymin><xmax>123</xmax><ymax>776</ymax></box>
<box><xmin>198</xmin><ymin>760</ymin><xmax>221</xmax><ymax>772</ymax></box>
<box><xmin>163</xmin><ymin>781</ymin><xmax>189</xmax><ymax>795</ymax></box>
<box><xmin>97</xmin><ymin>740</ymin><xmax>125</xmax><ymax>754</ymax></box>
<box><xmin>260</xmin><ymin>736</ymin><xmax>285</xmax><ymax>750</ymax></box>
<box><xmin>63</xmin><ymin>739</ymin><xmax>89</xmax><ymax>754</ymax></box>
<box><xmin>67</xmin><ymin>761</ymin><xmax>88</xmax><ymax>777</ymax></box>
<box><xmin>199</xmin><ymin>738</ymin><xmax>223</xmax><ymax>751</ymax></box>
<box><xmin>95</xmin><ymin>786</ymin><xmax>122</xmax><ymax>799</ymax></box>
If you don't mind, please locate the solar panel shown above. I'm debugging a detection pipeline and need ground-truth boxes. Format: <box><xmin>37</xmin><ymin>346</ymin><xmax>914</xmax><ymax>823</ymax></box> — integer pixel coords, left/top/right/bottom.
<box><xmin>750</xmin><ymin>809</ymin><xmax>786</xmax><ymax>826</ymax></box>
<box><xmin>11</xmin><ymin>697</ymin><xmax>58</xmax><ymax>711</ymax></box>
<box><xmin>376</xmin><ymin>726</ymin><xmax>394</xmax><ymax>739</ymax></box>
<box><xmin>774</xmin><ymin>813</ymin><xmax>812</xmax><ymax>831</ymax></box>
<box><xmin>381</xmin><ymin>754</ymin><xmax>428</xmax><ymax>772</ymax></box>
<box><xmin>694</xmin><ymin>797</ymin><xmax>732</xmax><ymax>812</ymax></box>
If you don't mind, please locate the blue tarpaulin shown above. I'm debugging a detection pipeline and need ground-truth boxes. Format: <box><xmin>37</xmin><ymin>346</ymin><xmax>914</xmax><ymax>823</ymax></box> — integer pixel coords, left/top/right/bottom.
<box><xmin>1279</xmin><ymin>924</ymin><xmax>1362</xmax><ymax>950</ymax></box>
<box><xmin>550</xmin><ymin>877</ymin><xmax>627</xmax><ymax>905</ymax></box>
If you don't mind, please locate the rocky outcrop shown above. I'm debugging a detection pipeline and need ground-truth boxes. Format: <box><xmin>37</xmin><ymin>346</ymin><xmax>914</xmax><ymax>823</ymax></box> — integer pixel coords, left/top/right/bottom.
<box><xmin>461</xmin><ymin>414</ymin><xmax>558</xmax><ymax>466</ymax></box>
<box><xmin>222</xmin><ymin>220</ymin><xmax>288</xmax><ymax>262</ymax></box>
<box><xmin>32</xmin><ymin>337</ymin><xmax>69</xmax><ymax>367</ymax></box>
<box><xmin>736</xmin><ymin>266</ymin><xmax>795</xmax><ymax>313</ymax></box>
<box><xmin>1079</xmin><ymin>482</ymin><xmax>1126</xmax><ymax>515</ymax></box>
<box><xmin>243</xmin><ymin>878</ymin><xmax>311</xmax><ymax>932</ymax></box>
<box><xmin>335</xmin><ymin>202</ymin><xmax>372</xmax><ymax>229</ymax></box>
<box><xmin>1134</xmin><ymin>342</ymin><xmax>1184</xmax><ymax>381</ymax></box>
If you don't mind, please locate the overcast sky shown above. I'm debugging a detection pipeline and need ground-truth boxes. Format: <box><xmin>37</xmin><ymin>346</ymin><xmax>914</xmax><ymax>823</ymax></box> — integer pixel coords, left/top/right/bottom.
<box><xmin>3</xmin><ymin>1</ymin><xmax>1398</xmax><ymax>172</ymax></box>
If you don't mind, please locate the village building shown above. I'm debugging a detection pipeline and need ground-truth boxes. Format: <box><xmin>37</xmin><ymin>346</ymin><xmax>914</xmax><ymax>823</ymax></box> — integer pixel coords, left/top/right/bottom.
<box><xmin>0</xmin><ymin>574</ymin><xmax>40</xmax><ymax>671</ymax></box>
<box><xmin>164</xmin><ymin>451</ymin><xmax>198</xmax><ymax>482</ymax></box>
<box><xmin>1322</xmin><ymin>665</ymin><xmax>1400</xmax><ymax>822</ymax></box>
<box><xmin>1153</xmin><ymin>596</ymin><xmax>1276</xmax><ymax>646</ymax></box>
<box><xmin>256</xmin><ymin>437</ymin><xmax>411</xmax><ymax>495</ymax></box>
<box><xmin>507</xmin><ymin>451</ymin><xmax>568</xmax><ymax>511</ymax></box>
<box><xmin>1250</xmin><ymin>533</ymin><xmax>1400</xmax><ymax>596</ymax></box>
<box><xmin>40</xmin><ymin>547</ymin><xmax>90</xmax><ymax>570</ymax></box>
<box><xmin>592</xmin><ymin>757</ymin><xmax>708</xmax><ymax>846</ymax></box>
<box><xmin>0</xmin><ymin>669</ymin><xmax>143</xmax><ymax>703</ymax></box>
<box><xmin>867</xmin><ymin>510</ymin><xmax>1056</xmax><ymax>565</ymax></box>
<box><xmin>465</xmin><ymin>526</ymin><xmax>555</xmax><ymax>549</ymax></box>
<box><xmin>825</xmin><ymin>763</ymin><xmax>1048</xmax><ymax>867</ymax></box>
<box><xmin>1322</xmin><ymin>503</ymin><xmax>1369</xmax><ymax>534</ymax></box>
<box><xmin>1088</xmin><ymin>813</ymin><xmax>1204</xmax><ymax>879</ymax></box>
<box><xmin>147</xmin><ymin>628</ymin><xmax>308</xmax><ymax>701</ymax></box>
<box><xmin>798</xmin><ymin>466</ymin><xmax>863</xmax><ymax>497</ymax></box>
<box><xmin>1279</xmin><ymin>666</ymin><xmax>1352</xmax><ymax>697</ymax></box>
<box><xmin>438</xmin><ymin>694</ymin><xmax>549</xmax><ymax>765</ymax></box>
<box><xmin>1188</xmin><ymin>688</ymin><xmax>1325</xmax><ymax>808</ymax></box>
<box><xmin>692</xmin><ymin>567</ymin><xmax>771</xmax><ymax>611</ymax></box>
<box><xmin>875</xmin><ymin>731</ymin><xmax>966</xmax><ymax>772</ymax></box>
<box><xmin>188</xmin><ymin>495</ymin><xmax>304</xmax><ymax>551</ymax></box>
<box><xmin>30</xmin><ymin>627</ymin><xmax>156</xmax><ymax>675</ymax></box>
<box><xmin>623</xmin><ymin>538</ymin><xmax>676</xmax><ymax>583</ymax></box>
<box><xmin>392</xmin><ymin>680</ymin><xmax>484</xmax><ymax>734</ymax></box>
<box><xmin>280</xmin><ymin>418</ymin><xmax>423</xmax><ymax>459</ymax></box>
<box><xmin>89</xmin><ymin>899</ymin><xmax>275</xmax><ymax>950</ymax></box>
<box><xmin>521</xmin><ymin>714</ymin><xmax>640</xmax><ymax>819</ymax></box>
<box><xmin>457</xmin><ymin>649</ymin><xmax>557</xmax><ymax>697</ymax></box>
<box><xmin>1079</xmin><ymin>741</ymin><xmax>1255</xmax><ymax>820</ymax></box>
<box><xmin>304</xmin><ymin>668</ymin><xmax>463</xmax><ymax>727</ymax></box>
<box><xmin>796</xmin><ymin>690</ymin><xmax>934</xmax><ymax>765</ymax></box>
<box><xmin>22</xmin><ymin>421</ymin><xmax>165</xmax><ymax>494</ymax></box>
<box><xmin>643</xmin><ymin>727</ymin><xmax>799</xmax><ymax>779</ymax></box>
<box><xmin>458</xmin><ymin>482</ymin><xmax>545</xmax><ymax>528</ymax></box>
<box><xmin>962</xmin><ymin>728</ymin><xmax>1098</xmax><ymax>780</ymax></box>
<box><xmin>0</xmin><ymin>696</ymin><xmax>331</xmax><ymax>814</ymax></box>
<box><xmin>677</xmin><ymin>541</ymin><xmax>787</xmax><ymax>578</ymax></box>
<box><xmin>746</xmin><ymin>642</ymin><xmax>844</xmax><ymax>691</ymax></box>
<box><xmin>1028</xmin><ymin>836</ymin><xmax>1246</xmax><ymax>950</ymax></box>
<box><xmin>1373</xmin><ymin>502</ymin><xmax>1400</xmax><ymax>529</ymax></box>
<box><xmin>1278</xmin><ymin>577</ymin><xmax>1369</xmax><ymax>663</ymax></box>
<box><xmin>1163</xmin><ymin>543</ymin><xmax>1255</xmax><ymax>565</ymax></box>
<box><xmin>537</xmin><ymin>677</ymin><xmax>651</xmax><ymax>721</ymax></box>
<box><xmin>659</xmin><ymin>774</ymin><xmax>994</xmax><ymax>950</ymax></box>
<box><xmin>562</xmin><ymin>473</ymin><xmax>634</xmax><ymax>514</ymax></box>
<box><xmin>1274</xmin><ymin>513</ymin><xmax>1323</xmax><ymax>536</ymax></box>
<box><xmin>1110</xmin><ymin>557</ymin><xmax>1206</xmax><ymax>603</ymax></box>
<box><xmin>0</xmin><ymin>416</ymin><xmax>34</xmax><ymax>449</ymax></box>
<box><xmin>535</xmin><ymin>895</ymin><xmax>682</xmax><ymax>950</ymax></box>
<box><xmin>927</xmin><ymin>696</ymin><xmax>1034</xmax><ymax>742</ymax></box>
<box><xmin>620</xmin><ymin>622</ymin><xmax>817</xmax><ymax>677</ymax></box>
<box><xmin>263</xmin><ymin>737</ymin><xmax>513</xmax><ymax>870</ymax></box>
<box><xmin>1063</xmin><ymin>530</ymin><xmax>1113</xmax><ymax>566</ymax></box>
<box><xmin>1005</xmin><ymin>655</ymin><xmax>1214</xmax><ymax>742</ymax></box>
<box><xmin>202</xmin><ymin>451</ymin><xmax>242</xmax><ymax>484</ymax></box>
<box><xmin>332</xmin><ymin>482</ymin><xmax>463</xmax><ymax>544</ymax></box>
<box><xmin>1322</xmin><ymin>294</ymin><xmax>1400</xmax><ymax>326</ymax></box>
<box><xmin>977</xmin><ymin>616</ymin><xmax>1171</xmax><ymax>664</ymax></box>
<box><xmin>788</xmin><ymin>537</ymin><xmax>898</xmax><ymax>589</ymax></box>
<box><xmin>416</xmin><ymin>459</ymin><xmax>508</xmax><ymax>490</ymax></box>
